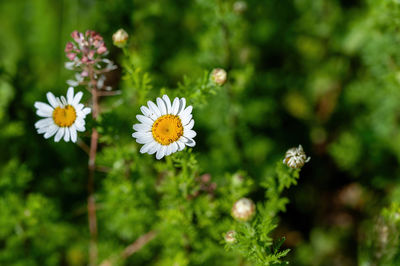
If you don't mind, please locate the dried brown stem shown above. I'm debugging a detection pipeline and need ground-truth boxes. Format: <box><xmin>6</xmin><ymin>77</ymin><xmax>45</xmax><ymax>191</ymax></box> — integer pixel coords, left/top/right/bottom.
<box><xmin>121</xmin><ymin>230</ymin><xmax>157</xmax><ymax>259</ymax></box>
<box><xmin>88</xmin><ymin>68</ymin><xmax>100</xmax><ymax>266</ymax></box>
<box><xmin>99</xmin><ymin>231</ymin><xmax>157</xmax><ymax>266</ymax></box>
<box><xmin>77</xmin><ymin>138</ymin><xmax>90</xmax><ymax>154</ymax></box>
<box><xmin>88</xmin><ymin>129</ymin><xmax>98</xmax><ymax>266</ymax></box>
<box><xmin>98</xmin><ymin>90</ymin><xmax>122</xmax><ymax>97</ymax></box>
<box><xmin>96</xmin><ymin>165</ymin><xmax>111</xmax><ymax>173</ymax></box>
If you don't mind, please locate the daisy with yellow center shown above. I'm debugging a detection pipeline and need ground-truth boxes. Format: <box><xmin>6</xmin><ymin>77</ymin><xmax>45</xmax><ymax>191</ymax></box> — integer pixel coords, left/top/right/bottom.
<box><xmin>132</xmin><ymin>95</ymin><xmax>196</xmax><ymax>160</ymax></box>
<box><xmin>34</xmin><ymin>87</ymin><xmax>91</xmax><ymax>143</ymax></box>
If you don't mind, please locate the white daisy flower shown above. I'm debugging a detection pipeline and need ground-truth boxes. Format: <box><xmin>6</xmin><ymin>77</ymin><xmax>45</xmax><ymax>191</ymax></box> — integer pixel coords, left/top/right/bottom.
<box><xmin>132</xmin><ymin>95</ymin><xmax>196</xmax><ymax>160</ymax></box>
<box><xmin>34</xmin><ymin>87</ymin><xmax>91</xmax><ymax>143</ymax></box>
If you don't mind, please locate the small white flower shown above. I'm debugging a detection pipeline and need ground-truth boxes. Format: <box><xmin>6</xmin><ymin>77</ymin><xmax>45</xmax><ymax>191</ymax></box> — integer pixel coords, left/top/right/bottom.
<box><xmin>232</xmin><ymin>198</ymin><xmax>255</xmax><ymax>222</ymax></box>
<box><xmin>283</xmin><ymin>144</ymin><xmax>311</xmax><ymax>169</ymax></box>
<box><xmin>132</xmin><ymin>95</ymin><xmax>196</xmax><ymax>160</ymax></box>
<box><xmin>34</xmin><ymin>87</ymin><xmax>91</xmax><ymax>143</ymax></box>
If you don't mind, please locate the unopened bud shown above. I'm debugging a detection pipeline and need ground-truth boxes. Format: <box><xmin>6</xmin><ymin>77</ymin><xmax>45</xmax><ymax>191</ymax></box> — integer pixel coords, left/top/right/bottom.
<box><xmin>211</xmin><ymin>68</ymin><xmax>227</xmax><ymax>86</ymax></box>
<box><xmin>232</xmin><ymin>173</ymin><xmax>244</xmax><ymax>186</ymax></box>
<box><xmin>232</xmin><ymin>198</ymin><xmax>255</xmax><ymax>222</ymax></box>
<box><xmin>224</xmin><ymin>230</ymin><xmax>237</xmax><ymax>243</ymax></box>
<box><xmin>233</xmin><ymin>1</ymin><xmax>247</xmax><ymax>14</ymax></box>
<box><xmin>112</xmin><ymin>29</ymin><xmax>129</xmax><ymax>48</ymax></box>
<box><xmin>283</xmin><ymin>145</ymin><xmax>311</xmax><ymax>169</ymax></box>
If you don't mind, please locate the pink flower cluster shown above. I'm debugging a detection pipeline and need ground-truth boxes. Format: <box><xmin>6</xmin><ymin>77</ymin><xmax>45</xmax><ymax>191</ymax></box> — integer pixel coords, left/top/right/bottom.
<box><xmin>65</xmin><ymin>30</ymin><xmax>116</xmax><ymax>89</ymax></box>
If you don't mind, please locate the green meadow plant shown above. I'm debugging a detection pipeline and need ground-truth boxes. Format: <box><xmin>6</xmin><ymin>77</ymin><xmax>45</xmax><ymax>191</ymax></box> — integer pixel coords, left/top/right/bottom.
<box><xmin>28</xmin><ymin>28</ymin><xmax>311</xmax><ymax>266</ymax></box>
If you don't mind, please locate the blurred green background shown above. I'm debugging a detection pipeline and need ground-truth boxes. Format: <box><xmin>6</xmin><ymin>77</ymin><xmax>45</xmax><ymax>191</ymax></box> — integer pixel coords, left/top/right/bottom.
<box><xmin>2</xmin><ymin>0</ymin><xmax>400</xmax><ymax>265</ymax></box>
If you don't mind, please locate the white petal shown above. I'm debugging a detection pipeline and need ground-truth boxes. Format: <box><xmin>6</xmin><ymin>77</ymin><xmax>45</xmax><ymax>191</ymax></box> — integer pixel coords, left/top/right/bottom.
<box><xmin>185</xmin><ymin>138</ymin><xmax>196</xmax><ymax>147</ymax></box>
<box><xmin>136</xmin><ymin>115</ymin><xmax>153</xmax><ymax>126</ymax></box>
<box><xmin>36</xmin><ymin>109</ymin><xmax>52</xmax><ymax>118</ymax></box>
<box><xmin>132</xmin><ymin>131</ymin><xmax>152</xmax><ymax>139</ymax></box>
<box><xmin>180</xmin><ymin>114</ymin><xmax>192</xmax><ymax>126</ymax></box>
<box><xmin>37</xmin><ymin>127</ymin><xmax>48</xmax><ymax>134</ymax></box>
<box><xmin>82</xmin><ymin>107</ymin><xmax>91</xmax><ymax>116</ymax></box>
<box><xmin>46</xmin><ymin>92</ymin><xmax>58</xmax><ymax>108</ymax></box>
<box><xmin>140</xmin><ymin>106</ymin><xmax>151</xmax><ymax>116</ymax></box>
<box><xmin>177</xmin><ymin>140</ymin><xmax>185</xmax><ymax>151</ymax></box>
<box><xmin>149</xmin><ymin>143</ymin><xmax>161</xmax><ymax>154</ymax></box>
<box><xmin>44</xmin><ymin>125</ymin><xmax>58</xmax><ymax>139</ymax></box>
<box><xmin>165</xmin><ymin>145</ymin><xmax>172</xmax><ymax>156</ymax></box>
<box><xmin>140</xmin><ymin>141</ymin><xmax>157</xmax><ymax>154</ymax></box>
<box><xmin>177</xmin><ymin>98</ymin><xmax>186</xmax><ymax>115</ymax></box>
<box><xmin>184</xmin><ymin>129</ymin><xmax>196</xmax><ymax>139</ymax></box>
<box><xmin>171</xmin><ymin>97</ymin><xmax>180</xmax><ymax>115</ymax></box>
<box><xmin>133</xmin><ymin>123</ymin><xmax>151</xmax><ymax>132</ymax></box>
<box><xmin>35</xmin><ymin>118</ymin><xmax>53</xmax><ymax>129</ymax></box>
<box><xmin>171</xmin><ymin>142</ymin><xmax>178</xmax><ymax>153</ymax></box>
<box><xmin>185</xmin><ymin>119</ymin><xmax>194</xmax><ymax>130</ymax></box>
<box><xmin>157</xmin><ymin>97</ymin><xmax>167</xmax><ymax>115</ymax></box>
<box><xmin>75</xmin><ymin>122</ymin><xmax>85</xmax><ymax>132</ymax></box>
<box><xmin>67</xmin><ymin>87</ymin><xmax>74</xmax><ymax>104</ymax></box>
<box><xmin>64</xmin><ymin>126</ymin><xmax>70</xmax><ymax>142</ymax></box>
<box><xmin>134</xmin><ymin>134</ymin><xmax>154</xmax><ymax>144</ymax></box>
<box><xmin>72</xmin><ymin>91</ymin><xmax>83</xmax><ymax>105</ymax></box>
<box><xmin>140</xmin><ymin>106</ymin><xmax>156</xmax><ymax>120</ymax></box>
<box><xmin>54</xmin><ymin>128</ymin><xmax>65</xmax><ymax>142</ymax></box>
<box><xmin>162</xmin><ymin>95</ymin><xmax>172</xmax><ymax>114</ymax></box>
<box><xmin>75</xmin><ymin>103</ymin><xmax>84</xmax><ymax>112</ymax></box>
<box><xmin>148</xmin><ymin>101</ymin><xmax>161</xmax><ymax>118</ymax></box>
<box><xmin>70</xmin><ymin>125</ymin><xmax>77</xmax><ymax>143</ymax></box>
<box><xmin>179</xmin><ymin>105</ymin><xmax>192</xmax><ymax>117</ymax></box>
<box><xmin>156</xmin><ymin>146</ymin><xmax>166</xmax><ymax>160</ymax></box>
<box><xmin>34</xmin><ymin>102</ymin><xmax>54</xmax><ymax>114</ymax></box>
<box><xmin>75</xmin><ymin>117</ymin><xmax>85</xmax><ymax>126</ymax></box>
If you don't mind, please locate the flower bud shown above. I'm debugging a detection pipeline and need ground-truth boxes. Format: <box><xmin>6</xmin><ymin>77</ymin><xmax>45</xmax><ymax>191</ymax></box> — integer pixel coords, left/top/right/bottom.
<box><xmin>232</xmin><ymin>198</ymin><xmax>255</xmax><ymax>222</ymax></box>
<box><xmin>224</xmin><ymin>230</ymin><xmax>237</xmax><ymax>243</ymax></box>
<box><xmin>211</xmin><ymin>68</ymin><xmax>227</xmax><ymax>86</ymax></box>
<box><xmin>233</xmin><ymin>1</ymin><xmax>247</xmax><ymax>14</ymax></box>
<box><xmin>232</xmin><ymin>173</ymin><xmax>244</xmax><ymax>187</ymax></box>
<box><xmin>283</xmin><ymin>144</ymin><xmax>311</xmax><ymax>169</ymax></box>
<box><xmin>112</xmin><ymin>29</ymin><xmax>129</xmax><ymax>48</ymax></box>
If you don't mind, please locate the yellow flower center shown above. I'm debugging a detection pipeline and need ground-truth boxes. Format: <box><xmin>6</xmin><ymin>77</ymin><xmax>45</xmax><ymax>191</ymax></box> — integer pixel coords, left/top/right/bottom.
<box><xmin>152</xmin><ymin>114</ymin><xmax>183</xmax><ymax>145</ymax></box>
<box><xmin>52</xmin><ymin>105</ymin><xmax>77</xmax><ymax>127</ymax></box>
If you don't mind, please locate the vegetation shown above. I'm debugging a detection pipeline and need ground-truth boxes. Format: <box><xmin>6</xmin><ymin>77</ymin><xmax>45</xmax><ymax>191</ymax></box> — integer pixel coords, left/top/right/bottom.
<box><xmin>2</xmin><ymin>0</ymin><xmax>400</xmax><ymax>265</ymax></box>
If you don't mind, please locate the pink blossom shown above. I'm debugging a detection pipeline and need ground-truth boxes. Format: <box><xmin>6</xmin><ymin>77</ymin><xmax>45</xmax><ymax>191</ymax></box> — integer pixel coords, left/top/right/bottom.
<box><xmin>67</xmin><ymin>53</ymin><xmax>76</xmax><ymax>60</ymax></box>
<box><xmin>81</xmin><ymin>70</ymin><xmax>89</xmax><ymax>77</ymax></box>
<box><xmin>65</xmin><ymin>42</ymin><xmax>74</xmax><ymax>53</ymax></box>
<box><xmin>97</xmin><ymin>45</ymin><xmax>107</xmax><ymax>54</ymax></box>
<box><xmin>65</xmin><ymin>30</ymin><xmax>116</xmax><ymax>82</ymax></box>
<box><xmin>93</xmin><ymin>33</ymin><xmax>103</xmax><ymax>41</ymax></box>
<box><xmin>88</xmin><ymin>50</ymin><xmax>95</xmax><ymax>59</ymax></box>
<box><xmin>71</xmin><ymin>30</ymin><xmax>81</xmax><ymax>42</ymax></box>
<box><xmin>81</xmin><ymin>56</ymin><xmax>89</xmax><ymax>63</ymax></box>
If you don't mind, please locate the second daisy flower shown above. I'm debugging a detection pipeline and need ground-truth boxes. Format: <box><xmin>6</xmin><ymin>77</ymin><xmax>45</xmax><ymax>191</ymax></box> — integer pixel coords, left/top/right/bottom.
<box><xmin>132</xmin><ymin>95</ymin><xmax>196</xmax><ymax>160</ymax></box>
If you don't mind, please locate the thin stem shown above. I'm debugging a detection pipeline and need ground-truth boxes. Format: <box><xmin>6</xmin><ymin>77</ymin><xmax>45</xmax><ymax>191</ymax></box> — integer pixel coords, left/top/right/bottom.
<box><xmin>121</xmin><ymin>230</ymin><xmax>157</xmax><ymax>258</ymax></box>
<box><xmin>88</xmin><ymin>67</ymin><xmax>99</xmax><ymax>266</ymax></box>
<box><xmin>99</xmin><ymin>231</ymin><xmax>157</xmax><ymax>266</ymax></box>
<box><xmin>98</xmin><ymin>90</ymin><xmax>122</xmax><ymax>97</ymax></box>
<box><xmin>88</xmin><ymin>129</ymin><xmax>98</xmax><ymax>266</ymax></box>
<box><xmin>77</xmin><ymin>138</ymin><xmax>90</xmax><ymax>155</ymax></box>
